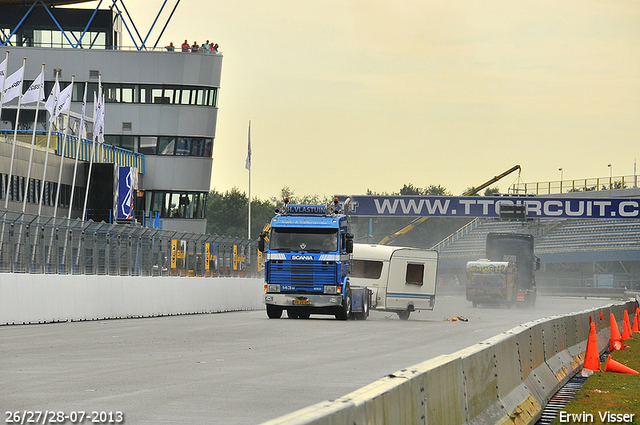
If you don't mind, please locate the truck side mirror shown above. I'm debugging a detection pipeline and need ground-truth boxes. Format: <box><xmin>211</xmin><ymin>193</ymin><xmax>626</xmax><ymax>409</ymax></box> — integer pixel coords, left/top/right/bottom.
<box><xmin>258</xmin><ymin>233</ymin><xmax>267</xmax><ymax>252</ymax></box>
<box><xmin>345</xmin><ymin>233</ymin><xmax>354</xmax><ymax>254</ymax></box>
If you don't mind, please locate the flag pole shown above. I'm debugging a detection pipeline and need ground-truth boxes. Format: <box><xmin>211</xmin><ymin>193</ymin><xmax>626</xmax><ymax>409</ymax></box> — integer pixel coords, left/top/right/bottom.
<box><xmin>0</xmin><ymin>51</ymin><xmax>9</xmax><ymax>133</ymax></box>
<box><xmin>21</xmin><ymin>63</ymin><xmax>46</xmax><ymax>213</ymax></box>
<box><xmin>52</xmin><ymin>75</ymin><xmax>75</xmax><ymax>218</ymax></box>
<box><xmin>37</xmin><ymin>70</ymin><xmax>59</xmax><ymax>216</ymax></box>
<box><xmin>4</xmin><ymin>57</ymin><xmax>26</xmax><ymax>210</ymax></box>
<box><xmin>83</xmin><ymin>75</ymin><xmax>101</xmax><ymax>221</ymax></box>
<box><xmin>247</xmin><ymin>120</ymin><xmax>252</xmax><ymax>240</ymax></box>
<box><xmin>68</xmin><ymin>80</ymin><xmax>87</xmax><ymax>219</ymax></box>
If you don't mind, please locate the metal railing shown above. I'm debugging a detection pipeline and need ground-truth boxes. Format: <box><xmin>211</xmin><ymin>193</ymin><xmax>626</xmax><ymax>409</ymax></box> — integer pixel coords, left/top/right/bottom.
<box><xmin>510</xmin><ymin>174</ymin><xmax>639</xmax><ymax>195</ymax></box>
<box><xmin>0</xmin><ymin>210</ymin><xmax>258</xmax><ymax>277</ymax></box>
<box><xmin>1</xmin><ymin>130</ymin><xmax>144</xmax><ymax>174</ymax></box>
<box><xmin>431</xmin><ymin>218</ymin><xmax>479</xmax><ymax>252</ymax></box>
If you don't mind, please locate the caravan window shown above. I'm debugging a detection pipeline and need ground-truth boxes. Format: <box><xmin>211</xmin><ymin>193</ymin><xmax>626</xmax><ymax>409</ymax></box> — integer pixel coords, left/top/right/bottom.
<box><xmin>406</xmin><ymin>263</ymin><xmax>424</xmax><ymax>286</ymax></box>
<box><xmin>351</xmin><ymin>260</ymin><xmax>383</xmax><ymax>279</ymax></box>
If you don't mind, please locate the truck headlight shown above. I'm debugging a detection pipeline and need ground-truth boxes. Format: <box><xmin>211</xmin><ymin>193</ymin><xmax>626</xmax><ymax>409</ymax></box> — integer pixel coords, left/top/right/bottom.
<box><xmin>324</xmin><ymin>285</ymin><xmax>337</xmax><ymax>294</ymax></box>
<box><xmin>267</xmin><ymin>284</ymin><xmax>281</xmax><ymax>293</ymax></box>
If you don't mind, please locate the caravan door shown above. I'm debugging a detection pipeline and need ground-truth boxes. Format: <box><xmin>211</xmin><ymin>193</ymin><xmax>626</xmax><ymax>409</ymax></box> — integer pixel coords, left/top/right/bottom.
<box><xmin>385</xmin><ymin>249</ymin><xmax>437</xmax><ymax>311</ymax></box>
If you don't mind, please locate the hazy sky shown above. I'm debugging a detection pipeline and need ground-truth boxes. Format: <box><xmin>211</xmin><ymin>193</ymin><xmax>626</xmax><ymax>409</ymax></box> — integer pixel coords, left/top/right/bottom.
<box><xmin>78</xmin><ymin>1</ymin><xmax>640</xmax><ymax>199</ymax></box>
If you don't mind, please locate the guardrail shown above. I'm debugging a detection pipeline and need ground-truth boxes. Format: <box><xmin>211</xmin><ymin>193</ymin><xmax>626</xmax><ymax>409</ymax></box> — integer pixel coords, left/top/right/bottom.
<box><xmin>0</xmin><ymin>275</ymin><xmax>264</xmax><ymax>325</ymax></box>
<box><xmin>260</xmin><ymin>300</ymin><xmax>637</xmax><ymax>425</ymax></box>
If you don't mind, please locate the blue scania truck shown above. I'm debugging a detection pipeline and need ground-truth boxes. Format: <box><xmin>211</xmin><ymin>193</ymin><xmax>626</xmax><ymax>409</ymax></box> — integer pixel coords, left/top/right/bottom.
<box><xmin>259</xmin><ymin>198</ymin><xmax>370</xmax><ymax>320</ymax></box>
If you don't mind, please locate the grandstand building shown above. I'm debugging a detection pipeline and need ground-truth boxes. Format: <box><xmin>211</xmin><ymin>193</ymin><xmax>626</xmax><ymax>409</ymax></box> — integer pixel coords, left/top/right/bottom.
<box><xmin>0</xmin><ymin>0</ymin><xmax>220</xmax><ymax>233</ymax></box>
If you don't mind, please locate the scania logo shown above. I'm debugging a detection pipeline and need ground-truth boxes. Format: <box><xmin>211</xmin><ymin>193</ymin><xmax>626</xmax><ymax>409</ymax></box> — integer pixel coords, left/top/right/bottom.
<box><xmin>291</xmin><ymin>255</ymin><xmax>313</xmax><ymax>260</ymax></box>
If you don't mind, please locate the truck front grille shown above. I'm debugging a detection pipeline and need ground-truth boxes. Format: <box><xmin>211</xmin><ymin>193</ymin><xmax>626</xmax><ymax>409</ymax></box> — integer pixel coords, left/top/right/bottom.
<box><xmin>268</xmin><ymin>261</ymin><xmax>337</xmax><ymax>290</ymax></box>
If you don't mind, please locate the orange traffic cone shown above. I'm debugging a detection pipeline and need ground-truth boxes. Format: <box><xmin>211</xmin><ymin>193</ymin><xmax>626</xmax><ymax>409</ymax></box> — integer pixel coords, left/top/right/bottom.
<box><xmin>622</xmin><ymin>310</ymin><xmax>632</xmax><ymax>340</ymax></box>
<box><xmin>600</xmin><ymin>311</ymin><xmax>604</xmax><ymax>320</ymax></box>
<box><xmin>633</xmin><ymin>313</ymin><xmax>639</xmax><ymax>333</ymax></box>
<box><xmin>582</xmin><ymin>322</ymin><xmax>601</xmax><ymax>372</ymax></box>
<box><xmin>604</xmin><ymin>355</ymin><xmax>639</xmax><ymax>375</ymax></box>
<box><xmin>609</xmin><ymin>313</ymin><xmax>625</xmax><ymax>351</ymax></box>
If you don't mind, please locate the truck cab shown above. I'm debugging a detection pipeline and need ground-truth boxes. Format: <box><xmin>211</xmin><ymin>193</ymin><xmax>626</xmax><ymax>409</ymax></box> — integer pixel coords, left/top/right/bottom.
<box><xmin>484</xmin><ymin>233</ymin><xmax>539</xmax><ymax>307</ymax></box>
<box><xmin>260</xmin><ymin>199</ymin><xmax>356</xmax><ymax>320</ymax></box>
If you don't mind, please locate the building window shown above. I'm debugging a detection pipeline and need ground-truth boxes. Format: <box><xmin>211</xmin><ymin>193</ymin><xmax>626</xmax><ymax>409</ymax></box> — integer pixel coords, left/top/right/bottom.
<box><xmin>146</xmin><ymin>191</ymin><xmax>206</xmax><ymax>219</ymax></box>
<box><xmin>101</xmin><ymin>83</ymin><xmax>218</xmax><ymax>107</ymax></box>
<box><xmin>104</xmin><ymin>135</ymin><xmax>212</xmax><ymax>157</ymax></box>
<box><xmin>121</xmin><ymin>84</ymin><xmax>138</xmax><ymax>103</ymax></box>
<box><xmin>157</xmin><ymin>137</ymin><xmax>175</xmax><ymax>155</ymax></box>
<box><xmin>139</xmin><ymin>136</ymin><xmax>157</xmax><ymax>155</ymax></box>
<box><xmin>120</xmin><ymin>136</ymin><xmax>137</xmax><ymax>152</ymax></box>
<box><xmin>0</xmin><ymin>174</ymin><xmax>82</xmax><ymax>209</ymax></box>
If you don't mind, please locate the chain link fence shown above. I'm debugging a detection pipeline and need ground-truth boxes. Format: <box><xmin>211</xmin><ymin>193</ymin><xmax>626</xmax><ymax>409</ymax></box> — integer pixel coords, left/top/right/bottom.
<box><xmin>0</xmin><ymin>210</ymin><xmax>259</xmax><ymax>277</ymax></box>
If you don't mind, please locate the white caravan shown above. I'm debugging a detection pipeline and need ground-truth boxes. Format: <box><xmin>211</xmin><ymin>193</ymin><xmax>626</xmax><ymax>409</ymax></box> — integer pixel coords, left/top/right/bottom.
<box><xmin>349</xmin><ymin>244</ymin><xmax>438</xmax><ymax>320</ymax></box>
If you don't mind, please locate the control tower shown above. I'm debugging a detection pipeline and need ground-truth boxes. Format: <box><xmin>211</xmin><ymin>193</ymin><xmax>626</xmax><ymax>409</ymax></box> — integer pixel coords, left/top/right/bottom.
<box><xmin>0</xmin><ymin>1</ymin><xmax>220</xmax><ymax>233</ymax></box>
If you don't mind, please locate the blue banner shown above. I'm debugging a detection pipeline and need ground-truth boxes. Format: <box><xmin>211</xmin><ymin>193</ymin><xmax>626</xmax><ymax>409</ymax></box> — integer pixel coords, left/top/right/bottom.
<box><xmin>340</xmin><ymin>196</ymin><xmax>640</xmax><ymax>219</ymax></box>
<box><xmin>117</xmin><ymin>167</ymin><xmax>137</xmax><ymax>220</ymax></box>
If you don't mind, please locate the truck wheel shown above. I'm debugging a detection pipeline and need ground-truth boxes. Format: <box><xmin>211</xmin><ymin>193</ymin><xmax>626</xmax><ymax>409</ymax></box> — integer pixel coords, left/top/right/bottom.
<box><xmin>335</xmin><ymin>286</ymin><xmax>352</xmax><ymax>320</ymax></box>
<box><xmin>266</xmin><ymin>305</ymin><xmax>283</xmax><ymax>319</ymax></box>
<box><xmin>398</xmin><ymin>310</ymin><xmax>411</xmax><ymax>321</ymax></box>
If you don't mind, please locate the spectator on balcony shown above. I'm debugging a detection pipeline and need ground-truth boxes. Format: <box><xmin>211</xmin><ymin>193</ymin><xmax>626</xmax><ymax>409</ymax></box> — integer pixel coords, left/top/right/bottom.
<box><xmin>181</xmin><ymin>40</ymin><xmax>190</xmax><ymax>52</ymax></box>
<box><xmin>191</xmin><ymin>41</ymin><xmax>199</xmax><ymax>53</ymax></box>
<box><xmin>202</xmin><ymin>40</ymin><xmax>210</xmax><ymax>52</ymax></box>
<box><xmin>210</xmin><ymin>43</ymin><xmax>219</xmax><ymax>54</ymax></box>
<box><xmin>165</xmin><ymin>42</ymin><xmax>175</xmax><ymax>52</ymax></box>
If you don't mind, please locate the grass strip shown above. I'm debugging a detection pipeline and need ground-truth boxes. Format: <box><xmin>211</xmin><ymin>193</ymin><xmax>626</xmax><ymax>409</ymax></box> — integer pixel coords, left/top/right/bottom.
<box><xmin>552</xmin><ymin>330</ymin><xmax>640</xmax><ymax>424</ymax></box>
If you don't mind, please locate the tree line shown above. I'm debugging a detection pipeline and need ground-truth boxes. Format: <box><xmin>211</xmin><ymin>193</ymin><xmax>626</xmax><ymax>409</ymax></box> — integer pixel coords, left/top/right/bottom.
<box><xmin>206</xmin><ymin>184</ymin><xmax>501</xmax><ymax>248</ymax></box>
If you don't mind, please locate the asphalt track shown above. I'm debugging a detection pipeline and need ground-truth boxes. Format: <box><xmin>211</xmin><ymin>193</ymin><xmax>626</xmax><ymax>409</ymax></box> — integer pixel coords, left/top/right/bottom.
<box><xmin>1</xmin><ymin>294</ymin><xmax>616</xmax><ymax>424</ymax></box>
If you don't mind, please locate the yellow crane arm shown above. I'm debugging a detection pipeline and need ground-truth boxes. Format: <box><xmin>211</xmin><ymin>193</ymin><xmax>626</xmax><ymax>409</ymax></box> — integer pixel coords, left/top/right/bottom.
<box><xmin>378</xmin><ymin>165</ymin><xmax>521</xmax><ymax>245</ymax></box>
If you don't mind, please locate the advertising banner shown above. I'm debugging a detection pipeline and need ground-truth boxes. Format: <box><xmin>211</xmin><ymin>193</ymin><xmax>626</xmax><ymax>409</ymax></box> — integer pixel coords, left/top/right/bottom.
<box><xmin>342</xmin><ymin>195</ymin><xmax>640</xmax><ymax>219</ymax></box>
<box><xmin>117</xmin><ymin>166</ymin><xmax>137</xmax><ymax>220</ymax></box>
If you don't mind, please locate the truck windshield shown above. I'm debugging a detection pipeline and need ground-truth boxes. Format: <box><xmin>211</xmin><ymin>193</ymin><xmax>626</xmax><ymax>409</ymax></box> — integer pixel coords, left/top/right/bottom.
<box><xmin>269</xmin><ymin>227</ymin><xmax>338</xmax><ymax>252</ymax></box>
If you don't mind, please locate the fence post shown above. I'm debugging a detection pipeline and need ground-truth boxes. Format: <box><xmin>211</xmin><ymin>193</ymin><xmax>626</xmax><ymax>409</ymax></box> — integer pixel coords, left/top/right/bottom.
<box><xmin>9</xmin><ymin>222</ymin><xmax>15</xmax><ymax>273</ymax></box>
<box><xmin>39</xmin><ymin>224</ymin><xmax>45</xmax><ymax>273</ymax></box>
<box><xmin>67</xmin><ymin>229</ymin><xmax>73</xmax><ymax>275</ymax></box>
<box><xmin>25</xmin><ymin>224</ymin><xmax>31</xmax><ymax>273</ymax></box>
<box><xmin>106</xmin><ymin>232</ymin><xmax>111</xmax><ymax>275</ymax></box>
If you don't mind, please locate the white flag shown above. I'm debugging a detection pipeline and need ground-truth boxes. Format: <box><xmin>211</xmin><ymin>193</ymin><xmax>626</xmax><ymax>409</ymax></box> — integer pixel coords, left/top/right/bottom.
<box><xmin>21</xmin><ymin>71</ymin><xmax>45</xmax><ymax>104</ymax></box>
<box><xmin>78</xmin><ymin>82</ymin><xmax>87</xmax><ymax>139</ymax></box>
<box><xmin>0</xmin><ymin>58</ymin><xmax>7</xmax><ymax>92</ymax></box>
<box><xmin>45</xmin><ymin>79</ymin><xmax>60</xmax><ymax>116</ymax></box>
<box><xmin>92</xmin><ymin>87</ymin><xmax>103</xmax><ymax>140</ymax></box>
<box><xmin>2</xmin><ymin>65</ymin><xmax>24</xmax><ymax>103</ymax></box>
<box><xmin>100</xmin><ymin>92</ymin><xmax>105</xmax><ymax>143</ymax></box>
<box><xmin>52</xmin><ymin>83</ymin><xmax>72</xmax><ymax>121</ymax></box>
<box><xmin>245</xmin><ymin>121</ymin><xmax>252</xmax><ymax>171</ymax></box>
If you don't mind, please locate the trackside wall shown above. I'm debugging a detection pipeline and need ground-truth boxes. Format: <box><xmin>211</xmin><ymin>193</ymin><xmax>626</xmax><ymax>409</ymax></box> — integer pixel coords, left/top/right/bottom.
<box><xmin>0</xmin><ymin>274</ymin><xmax>264</xmax><ymax>325</ymax></box>
<box><xmin>260</xmin><ymin>301</ymin><xmax>637</xmax><ymax>425</ymax></box>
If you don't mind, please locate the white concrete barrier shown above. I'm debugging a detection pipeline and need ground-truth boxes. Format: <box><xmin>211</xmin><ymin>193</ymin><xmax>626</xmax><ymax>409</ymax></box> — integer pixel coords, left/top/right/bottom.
<box><xmin>0</xmin><ymin>273</ymin><xmax>264</xmax><ymax>325</ymax></box>
<box><xmin>259</xmin><ymin>300</ymin><xmax>639</xmax><ymax>425</ymax></box>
